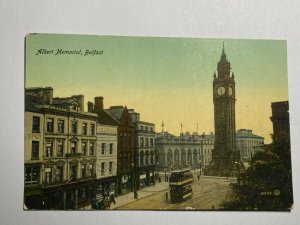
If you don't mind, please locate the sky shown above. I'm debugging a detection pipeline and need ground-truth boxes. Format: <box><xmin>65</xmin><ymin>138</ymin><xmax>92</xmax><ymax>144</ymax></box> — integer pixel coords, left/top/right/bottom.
<box><xmin>25</xmin><ymin>34</ymin><xmax>289</xmax><ymax>144</ymax></box>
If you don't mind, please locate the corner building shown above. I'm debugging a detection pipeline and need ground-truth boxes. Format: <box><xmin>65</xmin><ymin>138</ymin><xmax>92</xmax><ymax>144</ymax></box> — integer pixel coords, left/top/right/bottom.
<box><xmin>24</xmin><ymin>87</ymin><xmax>98</xmax><ymax>209</ymax></box>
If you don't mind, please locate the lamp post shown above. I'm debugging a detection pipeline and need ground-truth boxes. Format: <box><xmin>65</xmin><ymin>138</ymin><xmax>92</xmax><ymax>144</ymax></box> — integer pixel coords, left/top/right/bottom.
<box><xmin>132</xmin><ymin>162</ymin><xmax>138</xmax><ymax>199</ymax></box>
<box><xmin>199</xmin><ymin>160</ymin><xmax>202</xmax><ymax>176</ymax></box>
<box><xmin>164</xmin><ymin>168</ymin><xmax>167</xmax><ymax>182</ymax></box>
<box><xmin>234</xmin><ymin>161</ymin><xmax>240</xmax><ymax>185</ymax></box>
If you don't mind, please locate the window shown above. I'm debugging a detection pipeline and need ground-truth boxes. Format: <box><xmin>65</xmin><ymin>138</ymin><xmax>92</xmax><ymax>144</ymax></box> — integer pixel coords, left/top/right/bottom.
<box><xmin>71</xmin><ymin>121</ymin><xmax>77</xmax><ymax>134</ymax></box>
<box><xmin>72</xmin><ymin>104</ymin><xmax>77</xmax><ymax>110</ymax></box>
<box><xmin>101</xmin><ymin>163</ymin><xmax>105</xmax><ymax>176</ymax></box>
<box><xmin>145</xmin><ymin>126</ymin><xmax>149</xmax><ymax>131</ymax></box>
<box><xmin>57</xmin><ymin>140</ymin><xmax>64</xmax><ymax>157</ymax></box>
<box><xmin>150</xmin><ymin>127</ymin><xmax>153</xmax><ymax>131</ymax></box>
<box><xmin>71</xmin><ymin>141</ymin><xmax>77</xmax><ymax>154</ymax></box>
<box><xmin>58</xmin><ymin>120</ymin><xmax>64</xmax><ymax>133</ymax></box>
<box><xmin>120</xmin><ymin>132</ymin><xmax>123</xmax><ymax>147</ymax></box>
<box><xmin>45</xmin><ymin>167</ymin><xmax>52</xmax><ymax>184</ymax></box>
<box><xmin>31</xmin><ymin>141</ymin><xmax>39</xmax><ymax>159</ymax></box>
<box><xmin>81</xmin><ymin>164</ymin><xmax>86</xmax><ymax>178</ymax></box>
<box><xmin>109</xmin><ymin>162</ymin><xmax>113</xmax><ymax>174</ymax></box>
<box><xmin>140</xmin><ymin>126</ymin><xmax>143</xmax><ymax>130</ymax></box>
<box><xmin>81</xmin><ymin>142</ymin><xmax>87</xmax><ymax>155</ymax></box>
<box><xmin>109</xmin><ymin>143</ymin><xmax>113</xmax><ymax>154</ymax></box>
<box><xmin>82</xmin><ymin>123</ymin><xmax>87</xmax><ymax>135</ymax></box>
<box><xmin>89</xmin><ymin>142</ymin><xmax>94</xmax><ymax>155</ymax></box>
<box><xmin>32</xmin><ymin>116</ymin><xmax>40</xmax><ymax>133</ymax></box>
<box><xmin>89</xmin><ymin>163</ymin><xmax>94</xmax><ymax>176</ymax></box>
<box><xmin>150</xmin><ymin>138</ymin><xmax>154</xmax><ymax>147</ymax></box>
<box><xmin>140</xmin><ymin>137</ymin><xmax>144</xmax><ymax>147</ymax></box>
<box><xmin>145</xmin><ymin>138</ymin><xmax>149</xmax><ymax>147</ymax></box>
<box><xmin>25</xmin><ymin>166</ymin><xmax>40</xmax><ymax>185</ymax></box>
<box><xmin>45</xmin><ymin>140</ymin><xmax>53</xmax><ymax>157</ymax></box>
<box><xmin>90</xmin><ymin>124</ymin><xmax>95</xmax><ymax>135</ymax></box>
<box><xmin>101</xmin><ymin>143</ymin><xmax>106</xmax><ymax>155</ymax></box>
<box><xmin>70</xmin><ymin>164</ymin><xmax>77</xmax><ymax>179</ymax></box>
<box><xmin>47</xmin><ymin>118</ymin><xmax>54</xmax><ymax>133</ymax></box>
<box><xmin>140</xmin><ymin>151</ymin><xmax>144</xmax><ymax>166</ymax></box>
<box><xmin>55</xmin><ymin>165</ymin><xmax>63</xmax><ymax>182</ymax></box>
<box><xmin>150</xmin><ymin>151</ymin><xmax>154</xmax><ymax>164</ymax></box>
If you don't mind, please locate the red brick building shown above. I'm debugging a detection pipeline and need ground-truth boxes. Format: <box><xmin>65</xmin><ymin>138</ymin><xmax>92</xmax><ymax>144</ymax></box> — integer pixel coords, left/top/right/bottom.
<box><xmin>107</xmin><ymin>106</ymin><xmax>135</xmax><ymax>195</ymax></box>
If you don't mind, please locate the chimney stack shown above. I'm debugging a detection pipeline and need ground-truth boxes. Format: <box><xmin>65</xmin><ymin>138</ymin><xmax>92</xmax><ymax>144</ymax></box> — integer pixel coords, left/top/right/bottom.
<box><xmin>94</xmin><ymin>96</ymin><xmax>104</xmax><ymax>114</ymax></box>
<box><xmin>87</xmin><ymin>101</ymin><xmax>94</xmax><ymax>113</ymax></box>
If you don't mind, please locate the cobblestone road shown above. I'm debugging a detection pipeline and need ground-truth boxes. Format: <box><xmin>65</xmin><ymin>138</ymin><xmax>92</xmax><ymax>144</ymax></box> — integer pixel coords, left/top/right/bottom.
<box><xmin>117</xmin><ymin>176</ymin><xmax>235</xmax><ymax>210</ymax></box>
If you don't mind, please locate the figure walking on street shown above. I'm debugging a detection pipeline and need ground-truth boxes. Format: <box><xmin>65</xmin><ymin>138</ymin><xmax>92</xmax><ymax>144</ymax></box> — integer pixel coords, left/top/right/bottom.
<box><xmin>165</xmin><ymin>192</ymin><xmax>168</xmax><ymax>202</ymax></box>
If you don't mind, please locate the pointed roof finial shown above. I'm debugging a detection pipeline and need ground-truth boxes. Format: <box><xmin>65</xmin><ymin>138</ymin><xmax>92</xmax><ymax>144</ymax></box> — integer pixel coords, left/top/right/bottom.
<box><xmin>214</xmin><ymin>71</ymin><xmax>216</xmax><ymax>78</ymax></box>
<box><xmin>222</xmin><ymin>41</ymin><xmax>225</xmax><ymax>54</ymax></box>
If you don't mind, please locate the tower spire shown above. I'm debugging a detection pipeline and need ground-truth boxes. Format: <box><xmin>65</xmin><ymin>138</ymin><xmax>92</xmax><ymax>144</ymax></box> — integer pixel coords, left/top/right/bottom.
<box><xmin>222</xmin><ymin>41</ymin><xmax>225</xmax><ymax>54</ymax></box>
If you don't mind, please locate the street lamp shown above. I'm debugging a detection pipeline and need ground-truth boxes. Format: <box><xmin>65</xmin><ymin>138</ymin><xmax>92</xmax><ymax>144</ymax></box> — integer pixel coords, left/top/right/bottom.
<box><xmin>199</xmin><ymin>160</ymin><xmax>202</xmax><ymax>176</ymax></box>
<box><xmin>132</xmin><ymin>162</ymin><xmax>138</xmax><ymax>199</ymax></box>
<box><xmin>234</xmin><ymin>161</ymin><xmax>240</xmax><ymax>185</ymax></box>
<box><xmin>164</xmin><ymin>168</ymin><xmax>167</xmax><ymax>182</ymax></box>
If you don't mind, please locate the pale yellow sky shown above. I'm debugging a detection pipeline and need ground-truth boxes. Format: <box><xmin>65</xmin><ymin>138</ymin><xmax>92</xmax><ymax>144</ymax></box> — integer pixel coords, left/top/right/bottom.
<box><xmin>26</xmin><ymin>34</ymin><xmax>289</xmax><ymax>144</ymax></box>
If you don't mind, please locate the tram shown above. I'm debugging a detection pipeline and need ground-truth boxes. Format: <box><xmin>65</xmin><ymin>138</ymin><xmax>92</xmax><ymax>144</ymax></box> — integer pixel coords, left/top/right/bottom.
<box><xmin>169</xmin><ymin>169</ymin><xmax>194</xmax><ymax>202</ymax></box>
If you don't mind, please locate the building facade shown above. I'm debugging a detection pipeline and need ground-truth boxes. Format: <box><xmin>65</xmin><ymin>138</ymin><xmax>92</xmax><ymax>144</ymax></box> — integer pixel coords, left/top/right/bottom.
<box><xmin>270</xmin><ymin>101</ymin><xmax>290</xmax><ymax>142</ymax></box>
<box><xmin>200</xmin><ymin>132</ymin><xmax>214</xmax><ymax>168</ymax></box>
<box><xmin>24</xmin><ymin>96</ymin><xmax>44</xmax><ymax>209</ymax></box>
<box><xmin>88</xmin><ymin>97</ymin><xmax>118</xmax><ymax>198</ymax></box>
<box><xmin>129</xmin><ymin>110</ymin><xmax>156</xmax><ymax>190</ymax></box>
<box><xmin>236</xmin><ymin>129</ymin><xmax>264</xmax><ymax>162</ymax></box>
<box><xmin>107</xmin><ymin>106</ymin><xmax>135</xmax><ymax>195</ymax></box>
<box><xmin>155</xmin><ymin>132</ymin><xmax>201</xmax><ymax>171</ymax></box>
<box><xmin>25</xmin><ymin>87</ymin><xmax>98</xmax><ymax>209</ymax></box>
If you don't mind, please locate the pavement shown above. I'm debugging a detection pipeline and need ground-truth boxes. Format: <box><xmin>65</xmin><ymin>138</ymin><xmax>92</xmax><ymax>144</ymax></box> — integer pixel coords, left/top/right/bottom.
<box><xmin>80</xmin><ymin>181</ymin><xmax>169</xmax><ymax>210</ymax></box>
<box><xmin>80</xmin><ymin>170</ymin><xmax>237</xmax><ymax>210</ymax></box>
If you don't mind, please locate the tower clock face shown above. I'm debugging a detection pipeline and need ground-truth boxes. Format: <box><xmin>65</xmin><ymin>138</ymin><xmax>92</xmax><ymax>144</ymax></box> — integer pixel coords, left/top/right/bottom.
<box><xmin>217</xmin><ymin>86</ymin><xmax>225</xmax><ymax>96</ymax></box>
<box><xmin>228</xmin><ymin>87</ymin><xmax>233</xmax><ymax>96</ymax></box>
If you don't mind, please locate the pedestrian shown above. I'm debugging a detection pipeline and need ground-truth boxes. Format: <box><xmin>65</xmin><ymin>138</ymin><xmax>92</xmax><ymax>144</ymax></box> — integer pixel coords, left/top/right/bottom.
<box><xmin>165</xmin><ymin>192</ymin><xmax>168</xmax><ymax>202</ymax></box>
<box><xmin>134</xmin><ymin>191</ymin><xmax>138</xmax><ymax>199</ymax></box>
<box><xmin>197</xmin><ymin>174</ymin><xmax>200</xmax><ymax>181</ymax></box>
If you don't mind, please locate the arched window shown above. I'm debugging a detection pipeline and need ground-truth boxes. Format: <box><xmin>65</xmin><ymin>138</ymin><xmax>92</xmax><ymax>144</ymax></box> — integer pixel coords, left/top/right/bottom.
<box><xmin>167</xmin><ymin>150</ymin><xmax>173</xmax><ymax>166</ymax></box>
<box><xmin>193</xmin><ymin>149</ymin><xmax>198</xmax><ymax>164</ymax></box>
<box><xmin>174</xmin><ymin>149</ymin><xmax>179</xmax><ymax>166</ymax></box>
<box><xmin>181</xmin><ymin>149</ymin><xmax>186</xmax><ymax>165</ymax></box>
<box><xmin>187</xmin><ymin>149</ymin><xmax>192</xmax><ymax>164</ymax></box>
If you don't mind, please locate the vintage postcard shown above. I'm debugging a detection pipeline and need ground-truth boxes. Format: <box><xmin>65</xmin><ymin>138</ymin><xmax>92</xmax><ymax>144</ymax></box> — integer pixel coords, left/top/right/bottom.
<box><xmin>24</xmin><ymin>34</ymin><xmax>293</xmax><ymax>211</ymax></box>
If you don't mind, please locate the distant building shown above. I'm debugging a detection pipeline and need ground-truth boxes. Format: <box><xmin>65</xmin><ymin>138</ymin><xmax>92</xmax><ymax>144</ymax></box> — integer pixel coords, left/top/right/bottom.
<box><xmin>106</xmin><ymin>106</ymin><xmax>135</xmax><ymax>195</ymax></box>
<box><xmin>199</xmin><ymin>132</ymin><xmax>214</xmax><ymax>167</ymax></box>
<box><xmin>236</xmin><ymin>129</ymin><xmax>264</xmax><ymax>162</ymax></box>
<box><xmin>25</xmin><ymin>87</ymin><xmax>98</xmax><ymax>209</ymax></box>
<box><xmin>129</xmin><ymin>110</ymin><xmax>156</xmax><ymax>189</ymax></box>
<box><xmin>155</xmin><ymin>132</ymin><xmax>201</xmax><ymax>171</ymax></box>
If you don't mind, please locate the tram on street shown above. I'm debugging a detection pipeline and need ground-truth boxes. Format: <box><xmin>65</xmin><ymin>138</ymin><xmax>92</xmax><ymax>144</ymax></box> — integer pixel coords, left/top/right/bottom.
<box><xmin>169</xmin><ymin>169</ymin><xmax>194</xmax><ymax>202</ymax></box>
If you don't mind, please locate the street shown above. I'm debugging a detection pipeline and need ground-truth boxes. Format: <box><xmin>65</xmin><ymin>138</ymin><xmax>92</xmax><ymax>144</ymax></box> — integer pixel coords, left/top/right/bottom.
<box><xmin>117</xmin><ymin>176</ymin><xmax>235</xmax><ymax>210</ymax></box>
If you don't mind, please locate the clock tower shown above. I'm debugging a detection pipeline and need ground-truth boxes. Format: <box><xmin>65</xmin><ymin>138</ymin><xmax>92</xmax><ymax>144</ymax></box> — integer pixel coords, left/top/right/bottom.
<box><xmin>209</xmin><ymin>43</ymin><xmax>239</xmax><ymax>176</ymax></box>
